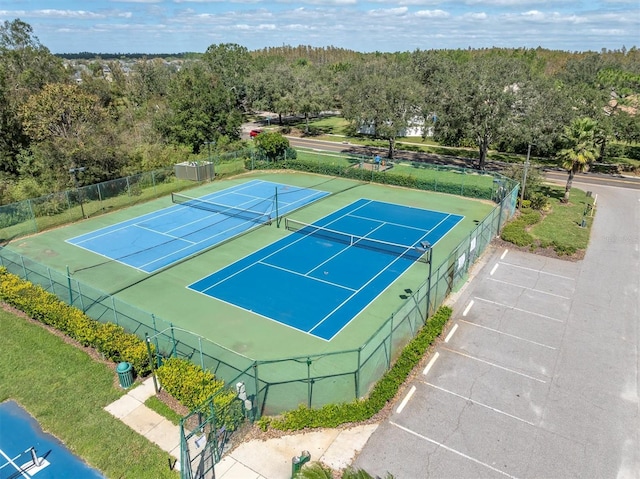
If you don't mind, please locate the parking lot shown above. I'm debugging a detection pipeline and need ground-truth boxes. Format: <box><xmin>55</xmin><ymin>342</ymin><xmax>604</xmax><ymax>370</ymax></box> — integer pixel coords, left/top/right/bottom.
<box><xmin>355</xmin><ymin>178</ymin><xmax>640</xmax><ymax>479</ymax></box>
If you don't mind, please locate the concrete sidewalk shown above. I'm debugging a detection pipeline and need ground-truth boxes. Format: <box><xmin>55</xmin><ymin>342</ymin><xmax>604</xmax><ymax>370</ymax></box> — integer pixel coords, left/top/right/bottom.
<box><xmin>104</xmin><ymin>378</ymin><xmax>377</xmax><ymax>478</ymax></box>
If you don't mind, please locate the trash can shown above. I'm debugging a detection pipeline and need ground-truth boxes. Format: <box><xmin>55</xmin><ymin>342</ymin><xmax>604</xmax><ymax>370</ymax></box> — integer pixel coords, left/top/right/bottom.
<box><xmin>116</xmin><ymin>362</ymin><xmax>134</xmax><ymax>389</ymax></box>
<box><xmin>291</xmin><ymin>450</ymin><xmax>310</xmax><ymax>478</ymax></box>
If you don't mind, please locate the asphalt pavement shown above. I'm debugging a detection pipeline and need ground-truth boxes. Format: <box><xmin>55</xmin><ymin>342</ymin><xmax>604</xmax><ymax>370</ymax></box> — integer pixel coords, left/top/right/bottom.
<box><xmin>354</xmin><ymin>181</ymin><xmax>640</xmax><ymax>478</ymax></box>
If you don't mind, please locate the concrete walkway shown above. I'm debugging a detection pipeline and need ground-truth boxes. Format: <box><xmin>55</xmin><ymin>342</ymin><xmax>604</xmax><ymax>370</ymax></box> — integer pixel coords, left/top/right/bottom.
<box><xmin>104</xmin><ymin>378</ymin><xmax>378</xmax><ymax>478</ymax></box>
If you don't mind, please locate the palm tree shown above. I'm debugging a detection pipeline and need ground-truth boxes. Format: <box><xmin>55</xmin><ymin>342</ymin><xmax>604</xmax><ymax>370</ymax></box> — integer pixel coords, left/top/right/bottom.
<box><xmin>557</xmin><ymin>117</ymin><xmax>598</xmax><ymax>203</ymax></box>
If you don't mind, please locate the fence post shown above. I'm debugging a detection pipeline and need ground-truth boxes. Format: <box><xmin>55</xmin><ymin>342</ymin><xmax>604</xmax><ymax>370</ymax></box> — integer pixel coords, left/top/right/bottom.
<box><xmin>307</xmin><ymin>357</ymin><xmax>312</xmax><ymax>408</ymax></box>
<box><xmin>20</xmin><ymin>256</ymin><xmax>28</xmax><ymax>279</ymax></box>
<box><xmin>111</xmin><ymin>296</ymin><xmax>119</xmax><ymax>326</ymax></box>
<box><xmin>151</xmin><ymin>314</ymin><xmax>160</xmax><ymax>367</ymax></box>
<box><xmin>355</xmin><ymin>348</ymin><xmax>361</xmax><ymax>399</ymax></box>
<box><xmin>77</xmin><ymin>281</ymin><xmax>86</xmax><ymax>311</ymax></box>
<box><xmin>253</xmin><ymin>362</ymin><xmax>261</xmax><ymax>420</ymax></box>
<box><xmin>199</xmin><ymin>336</ymin><xmax>204</xmax><ymax>371</ymax></box>
<box><xmin>170</xmin><ymin>323</ymin><xmax>177</xmax><ymax>358</ymax></box>
<box><xmin>27</xmin><ymin>199</ymin><xmax>37</xmax><ymax>233</ymax></box>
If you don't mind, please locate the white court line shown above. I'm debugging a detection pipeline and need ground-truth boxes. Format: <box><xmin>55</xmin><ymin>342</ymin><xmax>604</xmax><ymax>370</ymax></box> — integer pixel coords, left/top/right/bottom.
<box><xmin>462</xmin><ymin>300</ymin><xmax>474</xmax><ymax>316</ymax></box>
<box><xmin>459</xmin><ymin>320</ymin><xmax>556</xmax><ymax>350</ymax></box>
<box><xmin>0</xmin><ymin>448</ymin><xmax>31</xmax><ymax>478</ymax></box>
<box><xmin>486</xmin><ymin>277</ymin><xmax>570</xmax><ymax>299</ymax></box>
<box><xmin>490</xmin><ymin>263</ymin><xmax>499</xmax><ymax>275</ymax></box>
<box><xmin>423</xmin><ymin>352</ymin><xmax>439</xmax><ymax>376</ymax></box>
<box><xmin>424</xmin><ymin>382</ymin><xmax>535</xmax><ymax>426</ymax></box>
<box><xmin>474</xmin><ymin>297</ymin><xmax>564</xmax><ymax>323</ymax></box>
<box><xmin>501</xmin><ymin>249</ymin><xmax>509</xmax><ymax>260</ymax></box>
<box><xmin>396</xmin><ymin>386</ymin><xmax>416</xmax><ymax>414</ymax></box>
<box><xmin>444</xmin><ymin>324</ymin><xmax>458</xmax><ymax>343</ymax></box>
<box><xmin>499</xmin><ymin>261</ymin><xmax>575</xmax><ymax>281</ymax></box>
<box><xmin>389</xmin><ymin>421</ymin><xmax>521</xmax><ymax>479</ymax></box>
<box><xmin>441</xmin><ymin>347</ymin><xmax>547</xmax><ymax>383</ymax></box>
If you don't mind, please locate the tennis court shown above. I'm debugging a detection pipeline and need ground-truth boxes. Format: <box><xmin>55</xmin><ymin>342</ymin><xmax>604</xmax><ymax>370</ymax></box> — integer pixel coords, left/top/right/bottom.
<box><xmin>189</xmin><ymin>199</ymin><xmax>463</xmax><ymax>341</ymax></box>
<box><xmin>0</xmin><ymin>401</ymin><xmax>104</xmax><ymax>479</ymax></box>
<box><xmin>66</xmin><ymin>180</ymin><xmax>328</xmax><ymax>273</ymax></box>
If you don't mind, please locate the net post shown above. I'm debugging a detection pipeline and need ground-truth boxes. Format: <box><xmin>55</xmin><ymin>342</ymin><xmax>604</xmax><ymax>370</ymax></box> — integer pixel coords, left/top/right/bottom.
<box><xmin>275</xmin><ymin>187</ymin><xmax>280</xmax><ymax>228</ymax></box>
<box><xmin>29</xmin><ymin>446</ymin><xmax>41</xmax><ymax>467</ymax></box>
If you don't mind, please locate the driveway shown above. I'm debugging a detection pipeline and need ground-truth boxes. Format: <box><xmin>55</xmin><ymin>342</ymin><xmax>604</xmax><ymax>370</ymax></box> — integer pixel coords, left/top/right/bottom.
<box><xmin>354</xmin><ymin>183</ymin><xmax>640</xmax><ymax>478</ymax></box>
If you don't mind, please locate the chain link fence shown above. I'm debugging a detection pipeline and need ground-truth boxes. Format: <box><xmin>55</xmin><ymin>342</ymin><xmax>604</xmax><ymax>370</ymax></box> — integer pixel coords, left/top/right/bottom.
<box><xmin>0</xmin><ymin>155</ymin><xmax>519</xmax><ymax>418</ymax></box>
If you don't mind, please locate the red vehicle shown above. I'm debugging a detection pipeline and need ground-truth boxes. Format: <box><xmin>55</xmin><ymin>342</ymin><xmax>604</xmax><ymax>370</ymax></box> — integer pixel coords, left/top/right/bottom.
<box><xmin>249</xmin><ymin>129</ymin><xmax>263</xmax><ymax>138</ymax></box>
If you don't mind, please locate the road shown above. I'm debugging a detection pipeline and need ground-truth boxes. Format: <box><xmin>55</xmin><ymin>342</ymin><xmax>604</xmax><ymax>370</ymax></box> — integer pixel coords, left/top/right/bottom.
<box><xmin>287</xmin><ymin>136</ymin><xmax>640</xmax><ymax>190</ymax></box>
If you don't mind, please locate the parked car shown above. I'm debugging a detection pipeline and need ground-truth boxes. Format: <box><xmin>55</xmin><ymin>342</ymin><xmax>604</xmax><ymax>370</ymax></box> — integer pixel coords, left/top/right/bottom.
<box><xmin>249</xmin><ymin>129</ymin><xmax>263</xmax><ymax>138</ymax></box>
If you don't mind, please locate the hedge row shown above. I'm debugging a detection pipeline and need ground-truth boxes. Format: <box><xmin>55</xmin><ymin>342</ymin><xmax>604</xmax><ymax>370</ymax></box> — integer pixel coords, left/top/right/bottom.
<box><xmin>246</xmin><ymin>158</ymin><xmax>494</xmax><ymax>200</ymax></box>
<box><xmin>0</xmin><ymin>268</ymin><xmax>234</xmax><ymax>414</ymax></box>
<box><xmin>155</xmin><ymin>357</ymin><xmax>242</xmax><ymax>430</ymax></box>
<box><xmin>500</xmin><ymin>209</ymin><xmax>541</xmax><ymax>247</ymax></box>
<box><xmin>0</xmin><ymin>267</ymin><xmax>152</xmax><ymax>375</ymax></box>
<box><xmin>257</xmin><ymin>306</ymin><xmax>453</xmax><ymax>431</ymax></box>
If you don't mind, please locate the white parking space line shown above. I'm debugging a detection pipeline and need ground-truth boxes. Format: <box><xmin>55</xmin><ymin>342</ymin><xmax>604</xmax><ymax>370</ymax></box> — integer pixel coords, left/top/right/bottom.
<box><xmin>498</xmin><ymin>261</ymin><xmax>575</xmax><ymax>280</ymax></box>
<box><xmin>423</xmin><ymin>352</ymin><xmax>439</xmax><ymax>376</ymax></box>
<box><xmin>474</xmin><ymin>297</ymin><xmax>564</xmax><ymax>323</ymax></box>
<box><xmin>462</xmin><ymin>300</ymin><xmax>474</xmax><ymax>316</ymax></box>
<box><xmin>396</xmin><ymin>385</ymin><xmax>416</xmax><ymax>414</ymax></box>
<box><xmin>441</xmin><ymin>347</ymin><xmax>547</xmax><ymax>383</ymax></box>
<box><xmin>444</xmin><ymin>324</ymin><xmax>458</xmax><ymax>343</ymax></box>
<box><xmin>490</xmin><ymin>263</ymin><xmax>499</xmax><ymax>275</ymax></box>
<box><xmin>501</xmin><ymin>249</ymin><xmax>509</xmax><ymax>260</ymax></box>
<box><xmin>424</xmin><ymin>382</ymin><xmax>536</xmax><ymax>426</ymax></box>
<box><xmin>390</xmin><ymin>421</ymin><xmax>521</xmax><ymax>479</ymax></box>
<box><xmin>486</xmin><ymin>277</ymin><xmax>571</xmax><ymax>299</ymax></box>
<box><xmin>459</xmin><ymin>319</ymin><xmax>557</xmax><ymax>350</ymax></box>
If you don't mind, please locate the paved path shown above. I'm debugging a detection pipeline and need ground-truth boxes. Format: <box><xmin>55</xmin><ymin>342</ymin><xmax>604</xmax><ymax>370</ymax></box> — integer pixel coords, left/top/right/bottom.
<box><xmin>104</xmin><ymin>378</ymin><xmax>377</xmax><ymax>478</ymax></box>
<box><xmin>354</xmin><ymin>182</ymin><xmax>640</xmax><ymax>478</ymax></box>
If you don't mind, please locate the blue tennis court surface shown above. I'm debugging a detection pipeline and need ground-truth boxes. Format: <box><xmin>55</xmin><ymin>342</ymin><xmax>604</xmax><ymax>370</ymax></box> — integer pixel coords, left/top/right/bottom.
<box><xmin>189</xmin><ymin>199</ymin><xmax>463</xmax><ymax>341</ymax></box>
<box><xmin>67</xmin><ymin>180</ymin><xmax>329</xmax><ymax>273</ymax></box>
<box><xmin>0</xmin><ymin>401</ymin><xmax>104</xmax><ymax>479</ymax></box>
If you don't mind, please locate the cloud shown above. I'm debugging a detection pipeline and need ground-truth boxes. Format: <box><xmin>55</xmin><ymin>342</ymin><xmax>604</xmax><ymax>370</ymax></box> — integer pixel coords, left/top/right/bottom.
<box><xmin>367</xmin><ymin>6</ymin><xmax>409</xmax><ymax>16</ymax></box>
<box><xmin>109</xmin><ymin>0</ymin><xmax>163</xmax><ymax>4</ymax></box>
<box><xmin>415</xmin><ymin>9</ymin><xmax>450</xmax><ymax>18</ymax></box>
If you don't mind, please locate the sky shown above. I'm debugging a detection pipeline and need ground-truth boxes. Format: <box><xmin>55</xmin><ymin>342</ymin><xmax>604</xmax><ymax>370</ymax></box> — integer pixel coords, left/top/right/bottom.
<box><xmin>1</xmin><ymin>0</ymin><xmax>639</xmax><ymax>55</ymax></box>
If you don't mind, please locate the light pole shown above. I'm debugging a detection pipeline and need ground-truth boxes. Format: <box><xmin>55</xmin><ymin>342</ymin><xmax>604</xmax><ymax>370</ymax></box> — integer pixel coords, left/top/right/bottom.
<box><xmin>69</xmin><ymin>167</ymin><xmax>86</xmax><ymax>219</ymax></box>
<box><xmin>204</xmin><ymin>140</ymin><xmax>216</xmax><ymax>179</ymax></box>
<box><xmin>421</xmin><ymin>241</ymin><xmax>433</xmax><ymax>318</ymax></box>
<box><xmin>520</xmin><ymin>144</ymin><xmax>532</xmax><ymax>209</ymax></box>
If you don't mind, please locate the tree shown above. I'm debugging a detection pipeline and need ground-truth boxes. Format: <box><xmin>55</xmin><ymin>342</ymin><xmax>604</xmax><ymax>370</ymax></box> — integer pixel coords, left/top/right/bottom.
<box><xmin>154</xmin><ymin>62</ymin><xmax>243</xmax><ymax>151</ymax></box>
<box><xmin>290</xmin><ymin>62</ymin><xmax>332</xmax><ymax>134</ymax></box>
<box><xmin>424</xmin><ymin>55</ymin><xmax>532</xmax><ymax>170</ymax></box>
<box><xmin>246</xmin><ymin>58</ymin><xmax>296</xmax><ymax>124</ymax></box>
<box><xmin>557</xmin><ymin>117</ymin><xmax>598</xmax><ymax>203</ymax></box>
<box><xmin>0</xmin><ymin>18</ymin><xmax>65</xmax><ymax>175</ymax></box>
<box><xmin>341</xmin><ymin>57</ymin><xmax>425</xmax><ymax>159</ymax></box>
<box><xmin>253</xmin><ymin>132</ymin><xmax>290</xmax><ymax>161</ymax></box>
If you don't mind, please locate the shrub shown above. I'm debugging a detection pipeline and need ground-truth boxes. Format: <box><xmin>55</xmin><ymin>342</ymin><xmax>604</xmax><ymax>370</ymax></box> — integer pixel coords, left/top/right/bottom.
<box><xmin>155</xmin><ymin>357</ymin><xmax>240</xmax><ymax>430</ymax></box>
<box><xmin>529</xmin><ymin>192</ymin><xmax>549</xmax><ymax>210</ymax></box>
<box><xmin>501</xmin><ymin>220</ymin><xmax>534</xmax><ymax>247</ymax></box>
<box><xmin>552</xmin><ymin>241</ymin><xmax>577</xmax><ymax>256</ymax></box>
<box><xmin>519</xmin><ymin>209</ymin><xmax>542</xmax><ymax>226</ymax></box>
<box><xmin>259</xmin><ymin>307</ymin><xmax>453</xmax><ymax>431</ymax></box>
<box><xmin>0</xmin><ymin>267</ymin><xmax>153</xmax><ymax>376</ymax></box>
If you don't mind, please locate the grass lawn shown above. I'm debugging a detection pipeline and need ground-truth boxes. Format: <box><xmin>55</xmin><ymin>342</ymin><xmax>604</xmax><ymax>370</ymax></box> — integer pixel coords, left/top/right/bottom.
<box><xmin>0</xmin><ymin>308</ymin><xmax>179</xmax><ymax>479</ymax></box>
<box><xmin>501</xmin><ymin>184</ymin><xmax>594</xmax><ymax>256</ymax></box>
<box><xmin>530</xmin><ymin>185</ymin><xmax>594</xmax><ymax>251</ymax></box>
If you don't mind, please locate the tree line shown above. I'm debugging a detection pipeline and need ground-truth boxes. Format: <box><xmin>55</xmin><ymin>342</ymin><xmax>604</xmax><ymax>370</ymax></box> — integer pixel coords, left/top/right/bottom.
<box><xmin>1</xmin><ymin>18</ymin><xmax>639</xmax><ymax>205</ymax></box>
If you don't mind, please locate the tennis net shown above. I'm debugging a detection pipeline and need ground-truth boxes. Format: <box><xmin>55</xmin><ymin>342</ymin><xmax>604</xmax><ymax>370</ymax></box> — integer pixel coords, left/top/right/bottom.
<box><xmin>284</xmin><ymin>218</ymin><xmax>428</xmax><ymax>262</ymax></box>
<box><xmin>171</xmin><ymin>192</ymin><xmax>272</xmax><ymax>224</ymax></box>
